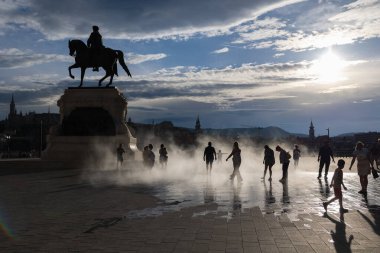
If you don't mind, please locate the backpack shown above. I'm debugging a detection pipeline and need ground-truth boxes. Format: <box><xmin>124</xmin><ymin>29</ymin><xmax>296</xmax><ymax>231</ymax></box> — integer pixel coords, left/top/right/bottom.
<box><xmin>286</xmin><ymin>152</ymin><xmax>292</xmax><ymax>160</ymax></box>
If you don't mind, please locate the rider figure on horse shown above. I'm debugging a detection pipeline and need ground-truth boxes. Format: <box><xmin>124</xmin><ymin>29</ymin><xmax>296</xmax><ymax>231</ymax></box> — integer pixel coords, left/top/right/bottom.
<box><xmin>87</xmin><ymin>25</ymin><xmax>104</xmax><ymax>72</ymax></box>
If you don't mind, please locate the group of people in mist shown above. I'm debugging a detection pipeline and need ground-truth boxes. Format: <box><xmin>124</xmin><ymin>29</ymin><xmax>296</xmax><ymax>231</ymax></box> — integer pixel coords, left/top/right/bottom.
<box><xmin>202</xmin><ymin>141</ymin><xmax>301</xmax><ymax>184</ymax></box>
<box><xmin>115</xmin><ymin>137</ymin><xmax>380</xmax><ymax>214</ymax></box>
<box><xmin>116</xmin><ymin>143</ymin><xmax>169</xmax><ymax>170</ymax></box>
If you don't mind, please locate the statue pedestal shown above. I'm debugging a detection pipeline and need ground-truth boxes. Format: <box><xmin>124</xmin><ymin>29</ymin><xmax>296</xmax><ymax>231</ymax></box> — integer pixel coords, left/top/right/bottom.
<box><xmin>42</xmin><ymin>87</ymin><xmax>139</xmax><ymax>168</ymax></box>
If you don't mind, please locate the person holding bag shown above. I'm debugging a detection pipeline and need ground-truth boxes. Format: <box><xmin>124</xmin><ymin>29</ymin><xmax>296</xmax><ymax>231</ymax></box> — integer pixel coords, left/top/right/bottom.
<box><xmin>349</xmin><ymin>141</ymin><xmax>376</xmax><ymax>196</ymax></box>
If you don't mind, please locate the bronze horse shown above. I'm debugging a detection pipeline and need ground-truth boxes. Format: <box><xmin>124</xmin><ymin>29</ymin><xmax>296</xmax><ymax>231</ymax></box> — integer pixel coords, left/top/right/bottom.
<box><xmin>68</xmin><ymin>40</ymin><xmax>132</xmax><ymax>87</ymax></box>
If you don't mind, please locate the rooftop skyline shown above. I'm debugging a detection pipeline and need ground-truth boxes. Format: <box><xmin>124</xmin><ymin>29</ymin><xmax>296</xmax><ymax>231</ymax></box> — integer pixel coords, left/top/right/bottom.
<box><xmin>0</xmin><ymin>0</ymin><xmax>379</xmax><ymax>135</ymax></box>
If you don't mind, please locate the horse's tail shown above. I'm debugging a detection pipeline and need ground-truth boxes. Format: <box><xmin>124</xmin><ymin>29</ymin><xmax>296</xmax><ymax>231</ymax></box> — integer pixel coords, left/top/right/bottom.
<box><xmin>115</xmin><ymin>50</ymin><xmax>132</xmax><ymax>78</ymax></box>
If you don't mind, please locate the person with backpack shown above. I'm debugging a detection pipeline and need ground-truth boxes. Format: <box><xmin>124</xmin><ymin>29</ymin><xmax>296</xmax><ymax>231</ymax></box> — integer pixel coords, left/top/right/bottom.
<box><xmin>276</xmin><ymin>145</ymin><xmax>290</xmax><ymax>183</ymax></box>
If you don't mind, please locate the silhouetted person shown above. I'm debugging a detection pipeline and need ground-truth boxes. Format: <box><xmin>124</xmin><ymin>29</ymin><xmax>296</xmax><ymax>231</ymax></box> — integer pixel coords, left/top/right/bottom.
<box><xmin>147</xmin><ymin>144</ymin><xmax>155</xmax><ymax>169</ymax></box>
<box><xmin>203</xmin><ymin>142</ymin><xmax>217</xmax><ymax>173</ymax></box>
<box><xmin>318</xmin><ymin>141</ymin><xmax>335</xmax><ymax>179</ymax></box>
<box><xmin>293</xmin><ymin>144</ymin><xmax>301</xmax><ymax>168</ymax></box>
<box><xmin>116</xmin><ymin>143</ymin><xmax>125</xmax><ymax>170</ymax></box>
<box><xmin>87</xmin><ymin>25</ymin><xmax>104</xmax><ymax>72</ymax></box>
<box><xmin>159</xmin><ymin>144</ymin><xmax>168</xmax><ymax>169</ymax></box>
<box><xmin>370</xmin><ymin>138</ymin><xmax>380</xmax><ymax>170</ymax></box>
<box><xmin>349</xmin><ymin>141</ymin><xmax>374</xmax><ymax>195</ymax></box>
<box><xmin>262</xmin><ymin>145</ymin><xmax>275</xmax><ymax>181</ymax></box>
<box><xmin>142</xmin><ymin>146</ymin><xmax>149</xmax><ymax>168</ymax></box>
<box><xmin>276</xmin><ymin>145</ymin><xmax>290</xmax><ymax>183</ymax></box>
<box><xmin>323</xmin><ymin>159</ymin><xmax>348</xmax><ymax>212</ymax></box>
<box><xmin>226</xmin><ymin>142</ymin><xmax>242</xmax><ymax>183</ymax></box>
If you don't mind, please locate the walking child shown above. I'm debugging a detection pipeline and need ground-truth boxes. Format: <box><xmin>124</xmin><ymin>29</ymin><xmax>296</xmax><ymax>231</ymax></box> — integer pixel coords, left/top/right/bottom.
<box><xmin>323</xmin><ymin>159</ymin><xmax>348</xmax><ymax>213</ymax></box>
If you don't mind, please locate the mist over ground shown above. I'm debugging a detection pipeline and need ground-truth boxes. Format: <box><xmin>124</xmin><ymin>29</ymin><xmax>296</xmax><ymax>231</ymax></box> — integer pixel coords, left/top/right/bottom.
<box><xmin>81</xmin><ymin>134</ymin><xmax>356</xmax><ymax>196</ymax></box>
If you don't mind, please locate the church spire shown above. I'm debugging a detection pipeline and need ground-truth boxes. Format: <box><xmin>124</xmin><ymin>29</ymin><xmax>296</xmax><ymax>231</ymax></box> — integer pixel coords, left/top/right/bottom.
<box><xmin>195</xmin><ymin>115</ymin><xmax>201</xmax><ymax>134</ymax></box>
<box><xmin>9</xmin><ymin>94</ymin><xmax>16</xmax><ymax>117</ymax></box>
<box><xmin>309</xmin><ymin>120</ymin><xmax>315</xmax><ymax>140</ymax></box>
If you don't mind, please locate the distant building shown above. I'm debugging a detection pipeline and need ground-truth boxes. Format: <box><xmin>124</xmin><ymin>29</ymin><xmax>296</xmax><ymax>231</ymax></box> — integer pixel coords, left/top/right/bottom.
<box><xmin>0</xmin><ymin>95</ymin><xmax>60</xmax><ymax>157</ymax></box>
<box><xmin>354</xmin><ymin>132</ymin><xmax>380</xmax><ymax>147</ymax></box>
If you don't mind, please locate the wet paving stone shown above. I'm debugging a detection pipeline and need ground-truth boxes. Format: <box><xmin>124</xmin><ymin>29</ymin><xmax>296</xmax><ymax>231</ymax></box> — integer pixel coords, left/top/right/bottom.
<box><xmin>1</xmin><ymin>157</ymin><xmax>380</xmax><ymax>252</ymax></box>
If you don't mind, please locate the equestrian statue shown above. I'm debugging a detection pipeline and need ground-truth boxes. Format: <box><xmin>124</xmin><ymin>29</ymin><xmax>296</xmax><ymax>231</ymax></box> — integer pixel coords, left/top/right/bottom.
<box><xmin>68</xmin><ymin>26</ymin><xmax>132</xmax><ymax>87</ymax></box>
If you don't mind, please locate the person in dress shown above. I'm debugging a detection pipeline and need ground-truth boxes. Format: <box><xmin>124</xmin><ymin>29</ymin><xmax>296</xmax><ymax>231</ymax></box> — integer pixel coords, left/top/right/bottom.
<box><xmin>348</xmin><ymin>141</ymin><xmax>374</xmax><ymax>195</ymax></box>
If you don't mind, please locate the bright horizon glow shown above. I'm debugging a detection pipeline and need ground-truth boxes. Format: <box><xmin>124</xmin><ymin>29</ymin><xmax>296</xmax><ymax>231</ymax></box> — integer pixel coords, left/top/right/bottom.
<box><xmin>312</xmin><ymin>49</ymin><xmax>346</xmax><ymax>83</ymax></box>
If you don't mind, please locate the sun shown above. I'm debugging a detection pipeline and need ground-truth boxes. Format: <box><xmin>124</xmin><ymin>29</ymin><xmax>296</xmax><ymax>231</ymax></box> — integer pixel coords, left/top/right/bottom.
<box><xmin>312</xmin><ymin>49</ymin><xmax>346</xmax><ymax>83</ymax></box>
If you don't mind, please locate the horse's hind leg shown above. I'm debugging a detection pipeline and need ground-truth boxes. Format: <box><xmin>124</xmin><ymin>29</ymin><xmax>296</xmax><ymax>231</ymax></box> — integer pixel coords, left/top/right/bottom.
<box><xmin>106</xmin><ymin>74</ymin><xmax>114</xmax><ymax>87</ymax></box>
<box><xmin>99</xmin><ymin>73</ymin><xmax>110</xmax><ymax>87</ymax></box>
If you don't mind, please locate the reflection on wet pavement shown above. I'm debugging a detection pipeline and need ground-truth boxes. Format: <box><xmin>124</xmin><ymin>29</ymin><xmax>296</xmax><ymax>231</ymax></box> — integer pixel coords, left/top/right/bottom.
<box><xmin>87</xmin><ymin>160</ymin><xmax>380</xmax><ymax>222</ymax></box>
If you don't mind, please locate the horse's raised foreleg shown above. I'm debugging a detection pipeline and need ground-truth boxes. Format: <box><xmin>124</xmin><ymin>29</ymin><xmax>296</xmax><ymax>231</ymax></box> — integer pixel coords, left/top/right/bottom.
<box><xmin>68</xmin><ymin>63</ymin><xmax>80</xmax><ymax>79</ymax></box>
<box><xmin>79</xmin><ymin>67</ymin><xmax>86</xmax><ymax>87</ymax></box>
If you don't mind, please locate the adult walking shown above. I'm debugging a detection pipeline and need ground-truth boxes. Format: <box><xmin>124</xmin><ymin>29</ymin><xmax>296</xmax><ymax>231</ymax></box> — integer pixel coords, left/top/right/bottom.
<box><xmin>147</xmin><ymin>144</ymin><xmax>155</xmax><ymax>169</ymax></box>
<box><xmin>262</xmin><ymin>145</ymin><xmax>275</xmax><ymax>181</ymax></box>
<box><xmin>276</xmin><ymin>145</ymin><xmax>290</xmax><ymax>183</ymax></box>
<box><xmin>318</xmin><ymin>141</ymin><xmax>335</xmax><ymax>179</ymax></box>
<box><xmin>370</xmin><ymin>138</ymin><xmax>380</xmax><ymax>170</ymax></box>
<box><xmin>204</xmin><ymin>142</ymin><xmax>217</xmax><ymax>173</ymax></box>
<box><xmin>226</xmin><ymin>142</ymin><xmax>242</xmax><ymax>183</ymax></box>
<box><xmin>348</xmin><ymin>141</ymin><xmax>374</xmax><ymax>195</ymax></box>
<box><xmin>159</xmin><ymin>144</ymin><xmax>168</xmax><ymax>169</ymax></box>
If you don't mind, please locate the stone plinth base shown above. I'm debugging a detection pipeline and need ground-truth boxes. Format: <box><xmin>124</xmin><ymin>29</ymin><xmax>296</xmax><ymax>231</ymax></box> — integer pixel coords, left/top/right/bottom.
<box><xmin>42</xmin><ymin>87</ymin><xmax>140</xmax><ymax>166</ymax></box>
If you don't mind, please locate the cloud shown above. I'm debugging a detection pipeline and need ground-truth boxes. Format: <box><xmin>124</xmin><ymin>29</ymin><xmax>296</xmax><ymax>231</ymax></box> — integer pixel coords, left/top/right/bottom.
<box><xmin>233</xmin><ymin>1</ymin><xmax>380</xmax><ymax>52</ymax></box>
<box><xmin>273</xmin><ymin>53</ymin><xmax>284</xmax><ymax>58</ymax></box>
<box><xmin>212</xmin><ymin>47</ymin><xmax>229</xmax><ymax>54</ymax></box>
<box><xmin>232</xmin><ymin>17</ymin><xmax>288</xmax><ymax>44</ymax></box>
<box><xmin>0</xmin><ymin>48</ymin><xmax>71</xmax><ymax>69</ymax></box>
<box><xmin>353</xmin><ymin>99</ymin><xmax>373</xmax><ymax>104</ymax></box>
<box><xmin>126</xmin><ymin>53</ymin><xmax>167</xmax><ymax>65</ymax></box>
<box><xmin>318</xmin><ymin>84</ymin><xmax>358</xmax><ymax>94</ymax></box>
<box><xmin>0</xmin><ymin>0</ymin><xmax>304</xmax><ymax>40</ymax></box>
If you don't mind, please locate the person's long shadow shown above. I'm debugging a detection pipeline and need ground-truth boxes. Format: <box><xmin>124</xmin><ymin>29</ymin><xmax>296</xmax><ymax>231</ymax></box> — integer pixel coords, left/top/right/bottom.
<box><xmin>357</xmin><ymin>205</ymin><xmax>380</xmax><ymax>235</ymax></box>
<box><xmin>318</xmin><ymin>177</ymin><xmax>330</xmax><ymax>198</ymax></box>
<box><xmin>324</xmin><ymin>212</ymin><xmax>354</xmax><ymax>253</ymax></box>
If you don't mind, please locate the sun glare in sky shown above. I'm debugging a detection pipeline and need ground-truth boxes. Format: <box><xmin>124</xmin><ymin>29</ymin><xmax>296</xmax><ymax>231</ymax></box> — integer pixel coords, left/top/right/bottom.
<box><xmin>313</xmin><ymin>49</ymin><xmax>346</xmax><ymax>83</ymax></box>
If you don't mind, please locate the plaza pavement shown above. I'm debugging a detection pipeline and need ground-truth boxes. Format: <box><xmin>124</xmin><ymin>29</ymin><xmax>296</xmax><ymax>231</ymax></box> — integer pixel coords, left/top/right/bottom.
<box><xmin>1</xmin><ymin>157</ymin><xmax>380</xmax><ymax>253</ymax></box>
